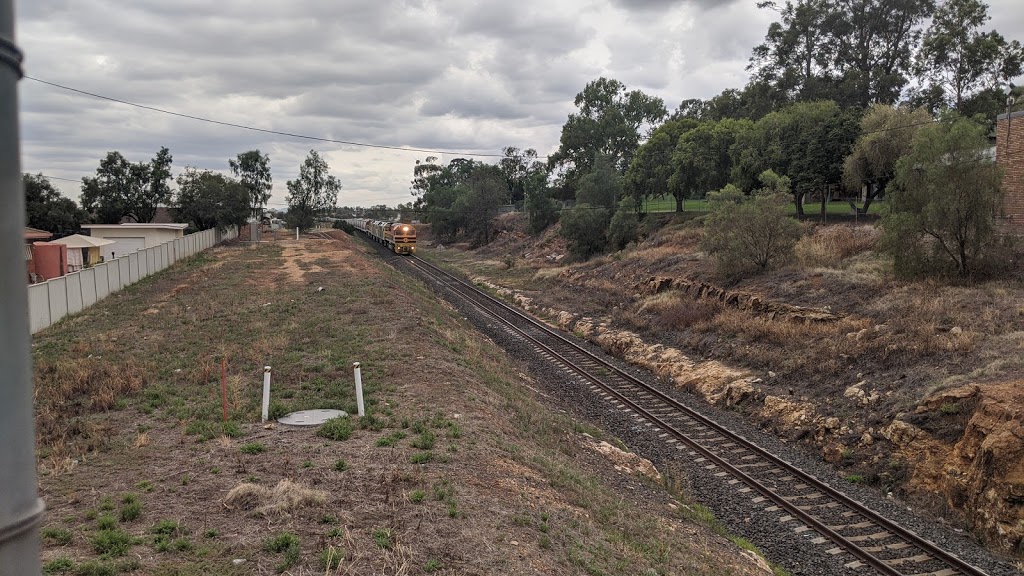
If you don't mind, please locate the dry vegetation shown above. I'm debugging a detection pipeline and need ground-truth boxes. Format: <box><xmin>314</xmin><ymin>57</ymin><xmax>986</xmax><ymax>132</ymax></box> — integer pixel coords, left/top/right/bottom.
<box><xmin>32</xmin><ymin>233</ymin><xmax>772</xmax><ymax>575</ymax></box>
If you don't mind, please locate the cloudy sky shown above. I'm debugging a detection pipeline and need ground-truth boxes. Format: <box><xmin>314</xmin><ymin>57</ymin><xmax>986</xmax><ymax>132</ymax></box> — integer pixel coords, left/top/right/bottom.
<box><xmin>15</xmin><ymin>0</ymin><xmax>1024</xmax><ymax>210</ymax></box>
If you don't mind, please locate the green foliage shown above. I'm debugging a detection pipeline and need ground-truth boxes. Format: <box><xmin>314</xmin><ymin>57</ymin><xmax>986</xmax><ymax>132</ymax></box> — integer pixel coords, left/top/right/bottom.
<box><xmin>316</xmin><ymin>416</ymin><xmax>353</xmax><ymax>441</ymax></box>
<box><xmin>372</xmin><ymin>528</ymin><xmax>394</xmax><ymax>550</ymax></box>
<box><xmin>702</xmin><ymin>172</ymin><xmax>802</xmax><ymax>278</ymax></box>
<box><xmin>375</xmin><ymin>431</ymin><xmax>407</xmax><ymax>447</ymax></box>
<box><xmin>411</xmin><ymin>429</ymin><xmax>436</xmax><ymax>450</ymax></box>
<box><xmin>914</xmin><ymin>0</ymin><xmax>1023</xmax><ymax>112</ymax></box>
<box><xmin>575</xmin><ymin>153</ymin><xmax>622</xmax><ymax>210</ymax></box>
<box><xmin>883</xmin><ymin>112</ymin><xmax>1005</xmax><ymax>278</ymax></box>
<box><xmin>408</xmin><ymin>489</ymin><xmax>426</xmax><ymax>503</ymax></box>
<box><xmin>264</xmin><ymin>532</ymin><xmax>301</xmax><ymax>573</ymax></box>
<box><xmin>229</xmin><ymin>149</ymin><xmax>273</xmax><ymax>218</ymax></box>
<box><xmin>42</xmin><ymin>526</ymin><xmax>73</xmax><ymax>546</ymax></box>
<box><xmin>670</xmin><ymin>118</ymin><xmax>752</xmax><ymax>206</ymax></box>
<box><xmin>80</xmin><ymin>147</ymin><xmax>173</xmax><ymax>224</ymax></box>
<box><xmin>91</xmin><ymin>528</ymin><xmax>135</xmax><ymax>557</ymax></box>
<box><xmin>24</xmin><ymin>173</ymin><xmax>84</xmax><ymax>237</ymax></box>
<box><xmin>333</xmin><ymin>219</ymin><xmax>356</xmax><ymax>234</ymax></box>
<box><xmin>286</xmin><ymin>149</ymin><xmax>341</xmax><ymax>231</ymax></box>
<box><xmin>558</xmin><ymin>204</ymin><xmax>610</xmax><ymax>259</ymax></box>
<box><xmin>424</xmin><ymin>558</ymin><xmax>443</xmax><ymax>572</ymax></box>
<box><xmin>173</xmin><ymin>168</ymin><xmax>251</xmax><ymax>233</ymax></box>
<box><xmin>625</xmin><ymin>118</ymin><xmax>700</xmax><ymax>207</ymax></box>
<box><xmin>499</xmin><ymin>146</ymin><xmax>545</xmax><ymax>206</ymax></box>
<box><xmin>239</xmin><ymin>442</ymin><xmax>265</xmax><ymax>454</ymax></box>
<box><xmin>842</xmin><ymin>104</ymin><xmax>934</xmax><ymax>213</ymax></box>
<box><xmin>410</xmin><ymin>452</ymin><xmax>433</xmax><ymax>464</ymax></box>
<box><xmin>42</xmin><ymin>556</ymin><xmax>75</xmax><ymax>574</ymax></box>
<box><xmin>607</xmin><ymin>198</ymin><xmax>640</xmax><ymax>251</ymax></box>
<box><xmin>413</xmin><ymin>157</ymin><xmax>510</xmax><ymax>244</ymax></box>
<box><xmin>731</xmin><ymin>100</ymin><xmax>860</xmax><ymax>215</ymax></box>
<box><xmin>96</xmin><ymin>514</ymin><xmax>117</xmax><ymax>530</ymax></box>
<box><xmin>267</xmin><ymin>400</ymin><xmax>288</xmax><ymax>421</ymax></box>
<box><xmin>332</xmin><ymin>459</ymin><xmax>349</xmax><ymax>472</ymax></box>
<box><xmin>320</xmin><ymin>546</ymin><xmax>343</xmax><ymax>570</ymax></box>
<box><xmin>550</xmin><ymin>77</ymin><xmax>667</xmax><ymax>193</ymax></box>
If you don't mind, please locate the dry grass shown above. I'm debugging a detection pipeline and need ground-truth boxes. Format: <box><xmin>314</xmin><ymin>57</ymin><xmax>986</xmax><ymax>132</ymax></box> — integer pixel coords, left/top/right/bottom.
<box><xmin>638</xmin><ymin>293</ymin><xmax>722</xmax><ymax>331</ymax></box>
<box><xmin>34</xmin><ymin>358</ymin><xmax>147</xmax><ymax>448</ymax></box>
<box><xmin>224</xmin><ymin>479</ymin><xmax>328</xmax><ymax>517</ymax></box>
<box><xmin>795</xmin><ymin>224</ymin><xmax>880</xmax><ymax>268</ymax></box>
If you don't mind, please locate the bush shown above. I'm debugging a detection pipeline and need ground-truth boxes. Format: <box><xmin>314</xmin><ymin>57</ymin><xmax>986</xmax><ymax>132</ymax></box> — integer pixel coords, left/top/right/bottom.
<box><xmin>316</xmin><ymin>417</ymin><xmax>352</xmax><ymax>441</ymax></box>
<box><xmin>702</xmin><ymin>175</ymin><xmax>801</xmax><ymax>279</ymax></box>
<box><xmin>607</xmin><ymin>198</ymin><xmax>640</xmax><ymax>251</ymax></box>
<box><xmin>333</xmin><ymin>220</ymin><xmax>355</xmax><ymax>234</ymax></box>
<box><xmin>559</xmin><ymin>204</ymin><xmax>610</xmax><ymax>259</ymax></box>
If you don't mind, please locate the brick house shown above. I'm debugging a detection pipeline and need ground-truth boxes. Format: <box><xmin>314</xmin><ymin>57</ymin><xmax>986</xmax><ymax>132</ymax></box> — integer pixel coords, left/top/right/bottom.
<box><xmin>996</xmin><ymin>110</ymin><xmax>1024</xmax><ymax>233</ymax></box>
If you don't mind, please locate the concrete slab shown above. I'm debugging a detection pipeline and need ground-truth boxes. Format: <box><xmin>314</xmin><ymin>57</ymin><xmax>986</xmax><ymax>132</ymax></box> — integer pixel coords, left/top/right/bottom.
<box><xmin>278</xmin><ymin>409</ymin><xmax>348</xmax><ymax>426</ymax></box>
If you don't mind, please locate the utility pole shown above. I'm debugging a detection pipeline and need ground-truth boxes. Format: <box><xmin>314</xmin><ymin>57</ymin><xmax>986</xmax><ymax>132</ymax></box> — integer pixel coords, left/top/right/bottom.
<box><xmin>0</xmin><ymin>1</ymin><xmax>45</xmax><ymax>574</ymax></box>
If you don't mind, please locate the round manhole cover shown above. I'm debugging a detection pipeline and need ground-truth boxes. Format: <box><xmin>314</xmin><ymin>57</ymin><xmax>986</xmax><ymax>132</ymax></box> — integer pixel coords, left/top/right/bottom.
<box><xmin>277</xmin><ymin>409</ymin><xmax>348</xmax><ymax>426</ymax></box>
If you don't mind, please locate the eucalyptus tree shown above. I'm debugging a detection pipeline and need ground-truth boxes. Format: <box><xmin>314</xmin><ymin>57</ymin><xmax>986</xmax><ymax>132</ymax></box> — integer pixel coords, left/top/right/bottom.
<box><xmin>80</xmin><ymin>147</ymin><xmax>173</xmax><ymax>224</ymax></box>
<box><xmin>285</xmin><ymin>150</ymin><xmax>341</xmax><ymax>230</ymax></box>
<box><xmin>229</xmin><ymin>150</ymin><xmax>272</xmax><ymax>219</ymax></box>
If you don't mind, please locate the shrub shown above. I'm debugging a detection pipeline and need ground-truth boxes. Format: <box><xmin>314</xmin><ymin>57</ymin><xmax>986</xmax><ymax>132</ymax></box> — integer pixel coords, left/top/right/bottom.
<box><xmin>333</xmin><ymin>220</ymin><xmax>356</xmax><ymax>234</ymax></box>
<box><xmin>702</xmin><ymin>175</ymin><xmax>801</xmax><ymax>279</ymax></box>
<box><xmin>559</xmin><ymin>204</ymin><xmax>611</xmax><ymax>259</ymax></box>
<box><xmin>42</xmin><ymin>556</ymin><xmax>74</xmax><ymax>574</ymax></box>
<box><xmin>607</xmin><ymin>198</ymin><xmax>640</xmax><ymax>251</ymax></box>
<box><xmin>317</xmin><ymin>417</ymin><xmax>352</xmax><ymax>441</ymax></box>
<box><xmin>264</xmin><ymin>532</ymin><xmax>300</xmax><ymax>573</ymax></box>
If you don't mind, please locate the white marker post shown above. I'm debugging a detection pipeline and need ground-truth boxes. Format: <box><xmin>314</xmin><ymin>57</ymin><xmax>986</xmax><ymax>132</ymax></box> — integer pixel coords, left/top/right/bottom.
<box><xmin>261</xmin><ymin>366</ymin><xmax>272</xmax><ymax>422</ymax></box>
<box><xmin>353</xmin><ymin>362</ymin><xmax>365</xmax><ymax>417</ymax></box>
<box><xmin>295</xmin><ymin>227</ymin><xmax>299</xmax><ymax>240</ymax></box>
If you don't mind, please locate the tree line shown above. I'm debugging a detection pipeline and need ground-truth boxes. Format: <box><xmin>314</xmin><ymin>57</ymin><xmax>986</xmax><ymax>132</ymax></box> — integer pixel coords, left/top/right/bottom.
<box><xmin>25</xmin><ymin>149</ymin><xmax>341</xmax><ymax>237</ymax></box>
<box><xmin>411</xmin><ymin>0</ymin><xmax>1020</xmax><ymax>279</ymax></box>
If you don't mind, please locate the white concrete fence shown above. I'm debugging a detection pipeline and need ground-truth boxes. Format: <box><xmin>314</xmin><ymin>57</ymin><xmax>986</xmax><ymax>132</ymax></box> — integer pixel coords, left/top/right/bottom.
<box><xmin>28</xmin><ymin>227</ymin><xmax>238</xmax><ymax>334</ymax></box>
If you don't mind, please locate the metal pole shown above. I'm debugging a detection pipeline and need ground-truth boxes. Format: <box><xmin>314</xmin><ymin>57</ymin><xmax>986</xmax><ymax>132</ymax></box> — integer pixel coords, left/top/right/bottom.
<box><xmin>353</xmin><ymin>362</ymin><xmax>364</xmax><ymax>417</ymax></box>
<box><xmin>0</xmin><ymin>1</ymin><xmax>45</xmax><ymax>572</ymax></box>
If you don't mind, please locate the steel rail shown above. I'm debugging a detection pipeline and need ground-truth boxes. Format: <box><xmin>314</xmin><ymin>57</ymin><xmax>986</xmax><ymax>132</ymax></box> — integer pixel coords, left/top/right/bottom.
<box><xmin>407</xmin><ymin>254</ymin><xmax>989</xmax><ymax>576</ymax></box>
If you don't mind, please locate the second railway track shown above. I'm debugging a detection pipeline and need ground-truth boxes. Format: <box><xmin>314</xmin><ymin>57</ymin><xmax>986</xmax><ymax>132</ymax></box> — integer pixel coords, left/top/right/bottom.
<box><xmin>396</xmin><ymin>252</ymin><xmax>999</xmax><ymax>576</ymax></box>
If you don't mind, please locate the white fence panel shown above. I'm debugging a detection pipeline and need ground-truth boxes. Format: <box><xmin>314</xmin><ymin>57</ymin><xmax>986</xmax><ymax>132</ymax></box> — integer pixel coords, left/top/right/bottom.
<box><xmin>144</xmin><ymin>248</ymin><xmax>155</xmax><ymax>277</ymax></box>
<box><xmin>116</xmin><ymin>257</ymin><xmax>128</xmax><ymax>290</ymax></box>
<box><xmin>95</xmin><ymin>264</ymin><xmax>110</xmax><ymax>300</ymax></box>
<box><xmin>159</xmin><ymin>244</ymin><xmax>168</xmax><ymax>270</ymax></box>
<box><xmin>139</xmin><ymin>249</ymin><xmax>150</xmax><ymax>278</ymax></box>
<box><xmin>128</xmin><ymin>252</ymin><xmax>140</xmax><ymax>283</ymax></box>
<box><xmin>66</xmin><ymin>272</ymin><xmax>84</xmax><ymax>315</ymax></box>
<box><xmin>173</xmin><ymin>238</ymin><xmax>182</xmax><ymax>262</ymax></box>
<box><xmin>47</xmin><ymin>277</ymin><xmax>68</xmax><ymax>324</ymax></box>
<box><xmin>81</xmin><ymin>268</ymin><xmax>97</xmax><ymax>307</ymax></box>
<box><xmin>28</xmin><ymin>283</ymin><xmax>50</xmax><ymax>333</ymax></box>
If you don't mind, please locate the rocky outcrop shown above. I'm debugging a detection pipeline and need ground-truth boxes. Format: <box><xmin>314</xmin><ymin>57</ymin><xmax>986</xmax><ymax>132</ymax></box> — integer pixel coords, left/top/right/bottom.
<box><xmin>636</xmin><ymin>276</ymin><xmax>841</xmax><ymax>324</ymax></box>
<box><xmin>882</xmin><ymin>383</ymin><xmax>1024</xmax><ymax>554</ymax></box>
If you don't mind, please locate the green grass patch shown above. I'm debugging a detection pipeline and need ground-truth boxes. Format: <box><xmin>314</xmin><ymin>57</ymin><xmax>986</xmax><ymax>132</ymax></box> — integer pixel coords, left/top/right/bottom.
<box><xmin>42</xmin><ymin>526</ymin><xmax>73</xmax><ymax>546</ymax></box>
<box><xmin>239</xmin><ymin>442</ymin><xmax>265</xmax><ymax>454</ymax></box>
<box><xmin>316</xmin><ymin>417</ymin><xmax>352</xmax><ymax>441</ymax></box>
<box><xmin>372</xmin><ymin>527</ymin><xmax>393</xmax><ymax>550</ymax></box>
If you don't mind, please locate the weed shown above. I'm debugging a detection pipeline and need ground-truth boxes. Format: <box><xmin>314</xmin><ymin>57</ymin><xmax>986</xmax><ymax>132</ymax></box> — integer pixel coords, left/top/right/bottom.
<box><xmin>72</xmin><ymin>560</ymin><xmax>115</xmax><ymax>576</ymax></box>
<box><xmin>372</xmin><ymin>527</ymin><xmax>393</xmax><ymax>550</ymax></box>
<box><xmin>84</xmin><ymin>510</ymin><xmax>97</xmax><ymax>521</ymax></box>
<box><xmin>375</xmin><ymin>431</ymin><xmax>407</xmax><ymax>447</ymax></box>
<box><xmin>320</xmin><ymin>514</ymin><xmax>337</xmax><ymax>525</ymax></box>
<box><xmin>240</xmin><ymin>442</ymin><xmax>265</xmax><ymax>454</ymax></box>
<box><xmin>42</xmin><ymin>526</ymin><xmax>73</xmax><ymax>546</ymax></box>
<box><xmin>42</xmin><ymin>556</ymin><xmax>74</xmax><ymax>574</ymax></box>
<box><xmin>433</xmin><ymin>481</ymin><xmax>454</xmax><ymax>502</ymax></box>
<box><xmin>359</xmin><ymin>413</ymin><xmax>385</xmax><ymax>431</ymax></box>
<box><xmin>326</xmin><ymin>527</ymin><xmax>343</xmax><ymax>538</ymax></box>
<box><xmin>844</xmin><ymin>474</ymin><xmax>866</xmax><ymax>484</ymax></box>
<box><xmin>90</xmin><ymin>528</ymin><xmax>135</xmax><ymax>557</ymax></box>
<box><xmin>446</xmin><ymin>423</ymin><xmax>462</xmax><ymax>439</ymax></box>
<box><xmin>135</xmin><ymin>480</ymin><xmax>154</xmax><ymax>493</ymax></box>
<box><xmin>301</xmin><ymin>460</ymin><xmax>313</xmax><ymax>468</ymax></box>
<box><xmin>447</xmin><ymin>501</ymin><xmax>459</xmax><ymax>518</ymax></box>
<box><xmin>411</xmin><ymin>429</ymin><xmax>435</xmax><ymax>450</ymax></box>
<box><xmin>410</xmin><ymin>451</ymin><xmax>433</xmax><ymax>464</ymax></box>
<box><xmin>332</xmin><ymin>459</ymin><xmax>348</xmax><ymax>472</ymax></box>
<box><xmin>221</xmin><ymin>421</ymin><xmax>243</xmax><ymax>438</ymax></box>
<box><xmin>203</xmin><ymin>529</ymin><xmax>218</xmax><ymax>538</ymax></box>
<box><xmin>411</xmin><ymin>420</ymin><xmax>426</xmax><ymax>434</ymax></box>
<box><xmin>317</xmin><ymin>417</ymin><xmax>353</xmax><ymax>441</ymax></box>
<box><xmin>210</xmin><ymin>466</ymin><xmax>221</xmax><ymax>474</ymax></box>
<box><xmin>152</xmin><ymin>519</ymin><xmax>184</xmax><ymax>537</ymax></box>
<box><xmin>267</xmin><ymin>401</ymin><xmax>288</xmax><ymax>421</ymax></box>
<box><xmin>180</xmin><ymin>474</ymin><xmax>191</xmax><ymax>486</ymax></box>
<box><xmin>408</xmin><ymin>490</ymin><xmax>426</xmax><ymax>503</ymax></box>
<box><xmin>539</xmin><ymin>534</ymin><xmax>552</xmax><ymax>549</ymax></box>
<box><xmin>320</xmin><ymin>546</ymin><xmax>343</xmax><ymax>570</ymax></box>
<box><xmin>185</xmin><ymin>420</ymin><xmax>216</xmax><ymax>441</ymax></box>
<box><xmin>99</xmin><ymin>496</ymin><xmax>115</xmax><ymax>511</ymax></box>
<box><xmin>172</xmin><ymin>538</ymin><xmax>193</xmax><ymax>552</ymax></box>
<box><xmin>939</xmin><ymin>402</ymin><xmax>961</xmax><ymax>415</ymax></box>
<box><xmin>264</xmin><ymin>532</ymin><xmax>300</xmax><ymax>573</ymax></box>
<box><xmin>119</xmin><ymin>496</ymin><xmax>142</xmax><ymax>522</ymax></box>
<box><xmin>96</xmin><ymin>514</ymin><xmax>117</xmax><ymax>530</ymax></box>
<box><xmin>424</xmin><ymin>558</ymin><xmax>443</xmax><ymax>572</ymax></box>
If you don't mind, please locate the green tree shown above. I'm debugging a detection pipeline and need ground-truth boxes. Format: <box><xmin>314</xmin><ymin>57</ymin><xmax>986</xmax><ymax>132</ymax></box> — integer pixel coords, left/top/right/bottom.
<box><xmin>457</xmin><ymin>165</ymin><xmax>507</xmax><ymax>246</ymax></box>
<box><xmin>24</xmin><ymin>174</ymin><xmax>84</xmax><ymax>237</ymax></box>
<box><xmin>173</xmin><ymin>168</ymin><xmax>250</xmax><ymax>232</ymax></box>
<box><xmin>524</xmin><ymin>170</ymin><xmax>559</xmax><ymax>235</ymax></box>
<box><xmin>80</xmin><ymin>147</ymin><xmax>173</xmax><ymax>224</ymax></box>
<box><xmin>229</xmin><ymin>150</ymin><xmax>273</xmax><ymax>219</ymax></box>
<box><xmin>883</xmin><ymin>112</ymin><xmax>1004</xmax><ymax>278</ymax></box>
<box><xmin>575</xmin><ymin>153</ymin><xmax>622</xmax><ymax>210</ymax></box>
<box><xmin>499</xmin><ymin>147</ymin><xmax>544</xmax><ymax>206</ymax></box>
<box><xmin>550</xmin><ymin>77</ymin><xmax>667</xmax><ymax>193</ymax></box>
<box><xmin>625</xmin><ymin>118</ymin><xmax>700</xmax><ymax>209</ymax></box>
<box><xmin>702</xmin><ymin>171</ymin><xmax>803</xmax><ymax>278</ymax></box>
<box><xmin>670</xmin><ymin>118</ymin><xmax>753</xmax><ymax>210</ymax></box>
<box><xmin>914</xmin><ymin>0</ymin><xmax>1023</xmax><ymax>110</ymax></box>
<box><xmin>286</xmin><ymin>150</ymin><xmax>341</xmax><ymax>230</ymax></box>
<box><xmin>731</xmin><ymin>100</ymin><xmax>860</xmax><ymax>215</ymax></box>
<box><xmin>607</xmin><ymin>198</ymin><xmax>640</xmax><ymax>251</ymax></box>
<box><xmin>559</xmin><ymin>204</ymin><xmax>610</xmax><ymax>259</ymax></box>
<box><xmin>843</xmin><ymin>104</ymin><xmax>933</xmax><ymax>213</ymax></box>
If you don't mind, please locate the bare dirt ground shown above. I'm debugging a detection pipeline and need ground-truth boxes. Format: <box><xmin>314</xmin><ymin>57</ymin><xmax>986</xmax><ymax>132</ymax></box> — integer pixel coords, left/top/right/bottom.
<box><xmin>426</xmin><ymin>213</ymin><xmax>1024</xmax><ymax>559</ymax></box>
<box><xmin>32</xmin><ymin>232</ymin><xmax>773</xmax><ymax>575</ymax></box>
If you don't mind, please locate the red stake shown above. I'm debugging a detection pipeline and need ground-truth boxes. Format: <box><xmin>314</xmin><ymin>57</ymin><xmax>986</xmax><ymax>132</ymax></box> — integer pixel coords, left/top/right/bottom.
<box><xmin>221</xmin><ymin>357</ymin><xmax>228</xmax><ymax>422</ymax></box>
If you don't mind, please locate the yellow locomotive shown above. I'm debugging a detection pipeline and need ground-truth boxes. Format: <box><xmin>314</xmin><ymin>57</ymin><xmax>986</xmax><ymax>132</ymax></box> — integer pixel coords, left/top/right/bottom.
<box><xmin>350</xmin><ymin>219</ymin><xmax>417</xmax><ymax>255</ymax></box>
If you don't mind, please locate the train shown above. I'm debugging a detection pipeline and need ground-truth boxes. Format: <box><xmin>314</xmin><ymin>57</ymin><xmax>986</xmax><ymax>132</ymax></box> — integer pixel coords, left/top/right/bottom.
<box><xmin>347</xmin><ymin>219</ymin><xmax>417</xmax><ymax>255</ymax></box>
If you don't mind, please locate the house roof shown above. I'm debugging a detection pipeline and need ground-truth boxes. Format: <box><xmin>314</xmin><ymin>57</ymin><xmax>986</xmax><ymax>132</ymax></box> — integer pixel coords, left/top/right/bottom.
<box><xmin>120</xmin><ymin>207</ymin><xmax>176</xmax><ymax>224</ymax></box>
<box><xmin>83</xmin><ymin>223</ymin><xmax>188</xmax><ymax>231</ymax></box>
<box><xmin>45</xmin><ymin>234</ymin><xmax>116</xmax><ymax>248</ymax></box>
<box><xmin>996</xmin><ymin>110</ymin><xmax>1024</xmax><ymax>121</ymax></box>
<box><xmin>24</xmin><ymin>227</ymin><xmax>52</xmax><ymax>240</ymax></box>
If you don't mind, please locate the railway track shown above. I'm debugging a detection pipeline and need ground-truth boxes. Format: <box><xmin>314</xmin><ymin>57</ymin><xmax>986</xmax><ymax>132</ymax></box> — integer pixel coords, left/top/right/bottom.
<box><xmin>402</xmin><ymin>253</ymin><xmax>991</xmax><ymax>576</ymax></box>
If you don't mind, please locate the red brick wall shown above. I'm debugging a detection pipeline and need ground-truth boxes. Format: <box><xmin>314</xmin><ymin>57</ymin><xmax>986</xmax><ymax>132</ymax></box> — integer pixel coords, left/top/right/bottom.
<box><xmin>996</xmin><ymin>112</ymin><xmax>1024</xmax><ymax>234</ymax></box>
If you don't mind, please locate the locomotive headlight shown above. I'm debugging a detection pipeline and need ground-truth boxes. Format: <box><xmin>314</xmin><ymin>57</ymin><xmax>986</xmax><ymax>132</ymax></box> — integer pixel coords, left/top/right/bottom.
<box><xmin>402</xmin><ymin>226</ymin><xmax>410</xmax><ymax>232</ymax></box>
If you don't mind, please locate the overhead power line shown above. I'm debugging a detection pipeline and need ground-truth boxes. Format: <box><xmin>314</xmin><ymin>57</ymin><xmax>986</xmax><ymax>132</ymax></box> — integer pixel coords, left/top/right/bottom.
<box><xmin>25</xmin><ymin>76</ymin><xmax>537</xmax><ymax>159</ymax></box>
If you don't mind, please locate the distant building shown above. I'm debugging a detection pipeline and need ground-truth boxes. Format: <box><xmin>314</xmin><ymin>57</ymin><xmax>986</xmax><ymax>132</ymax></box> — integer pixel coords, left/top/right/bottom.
<box><xmin>82</xmin><ymin>223</ymin><xmax>188</xmax><ymax>259</ymax></box>
<box><xmin>996</xmin><ymin>110</ymin><xmax>1024</xmax><ymax>233</ymax></box>
<box><xmin>24</xmin><ymin>227</ymin><xmax>52</xmax><ymax>283</ymax></box>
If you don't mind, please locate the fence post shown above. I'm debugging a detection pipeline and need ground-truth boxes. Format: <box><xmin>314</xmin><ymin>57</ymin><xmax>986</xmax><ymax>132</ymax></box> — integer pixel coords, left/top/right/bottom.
<box><xmin>353</xmin><ymin>362</ymin><xmax>365</xmax><ymax>417</ymax></box>
<box><xmin>261</xmin><ymin>366</ymin><xmax>272</xmax><ymax>422</ymax></box>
